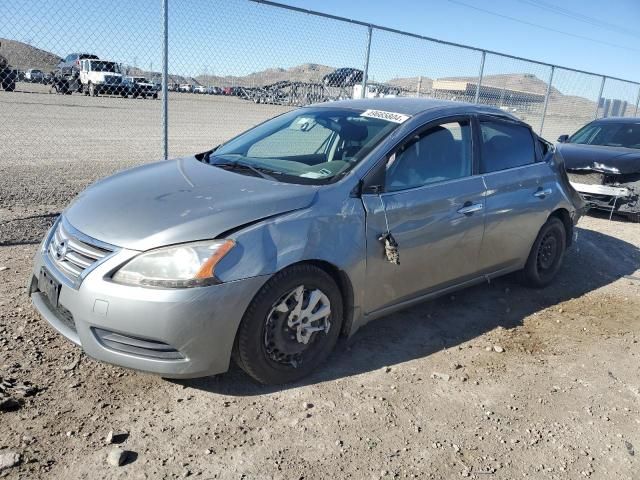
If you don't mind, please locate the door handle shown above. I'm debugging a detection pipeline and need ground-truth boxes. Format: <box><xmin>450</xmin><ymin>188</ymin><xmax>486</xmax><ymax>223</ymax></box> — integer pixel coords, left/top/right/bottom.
<box><xmin>457</xmin><ymin>202</ymin><xmax>483</xmax><ymax>215</ymax></box>
<box><xmin>533</xmin><ymin>188</ymin><xmax>553</xmax><ymax>199</ymax></box>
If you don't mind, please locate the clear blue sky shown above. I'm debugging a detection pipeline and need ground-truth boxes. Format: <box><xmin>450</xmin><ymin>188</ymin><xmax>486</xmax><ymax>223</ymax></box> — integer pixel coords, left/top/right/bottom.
<box><xmin>2</xmin><ymin>0</ymin><xmax>639</xmax><ymax>102</ymax></box>
<box><xmin>279</xmin><ymin>0</ymin><xmax>640</xmax><ymax>81</ymax></box>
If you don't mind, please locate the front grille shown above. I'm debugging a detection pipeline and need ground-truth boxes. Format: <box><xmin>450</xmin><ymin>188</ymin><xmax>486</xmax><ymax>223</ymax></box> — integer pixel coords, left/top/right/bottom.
<box><xmin>47</xmin><ymin>219</ymin><xmax>114</xmax><ymax>285</ymax></box>
<box><xmin>567</xmin><ymin>171</ymin><xmax>605</xmax><ymax>185</ymax></box>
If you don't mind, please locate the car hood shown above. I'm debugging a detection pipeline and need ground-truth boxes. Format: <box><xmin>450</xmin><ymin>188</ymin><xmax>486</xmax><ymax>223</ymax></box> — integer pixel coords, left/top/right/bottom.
<box><xmin>558</xmin><ymin>143</ymin><xmax>640</xmax><ymax>174</ymax></box>
<box><xmin>64</xmin><ymin>156</ymin><xmax>318</xmax><ymax>250</ymax></box>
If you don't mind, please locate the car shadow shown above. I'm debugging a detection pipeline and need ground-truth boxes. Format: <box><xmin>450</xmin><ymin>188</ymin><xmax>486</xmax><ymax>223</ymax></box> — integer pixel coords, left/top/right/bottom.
<box><xmin>177</xmin><ymin>226</ymin><xmax>639</xmax><ymax>396</ymax></box>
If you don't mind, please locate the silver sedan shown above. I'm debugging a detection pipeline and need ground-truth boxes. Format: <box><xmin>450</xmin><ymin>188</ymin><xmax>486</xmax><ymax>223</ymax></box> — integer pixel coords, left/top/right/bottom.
<box><xmin>29</xmin><ymin>98</ymin><xmax>585</xmax><ymax>384</ymax></box>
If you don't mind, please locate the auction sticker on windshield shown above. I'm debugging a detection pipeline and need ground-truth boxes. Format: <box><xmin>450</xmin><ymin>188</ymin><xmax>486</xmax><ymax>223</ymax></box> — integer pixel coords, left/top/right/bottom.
<box><xmin>360</xmin><ymin>109</ymin><xmax>410</xmax><ymax>124</ymax></box>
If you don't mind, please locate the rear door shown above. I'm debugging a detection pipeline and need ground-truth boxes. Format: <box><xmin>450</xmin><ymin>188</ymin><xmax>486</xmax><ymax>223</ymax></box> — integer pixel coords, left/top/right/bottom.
<box><xmin>362</xmin><ymin>116</ymin><xmax>487</xmax><ymax>314</ymax></box>
<box><xmin>476</xmin><ymin>116</ymin><xmax>557</xmax><ymax>273</ymax></box>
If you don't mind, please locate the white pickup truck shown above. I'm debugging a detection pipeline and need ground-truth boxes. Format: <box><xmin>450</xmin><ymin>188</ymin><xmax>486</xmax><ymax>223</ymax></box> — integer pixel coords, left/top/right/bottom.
<box><xmin>79</xmin><ymin>59</ymin><xmax>126</xmax><ymax>97</ymax></box>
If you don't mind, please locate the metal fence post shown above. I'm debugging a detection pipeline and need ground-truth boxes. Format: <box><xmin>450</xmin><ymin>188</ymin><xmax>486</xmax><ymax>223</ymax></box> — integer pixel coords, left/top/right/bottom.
<box><xmin>594</xmin><ymin>76</ymin><xmax>606</xmax><ymax>120</ymax></box>
<box><xmin>539</xmin><ymin>66</ymin><xmax>554</xmax><ymax>135</ymax></box>
<box><xmin>360</xmin><ymin>25</ymin><xmax>372</xmax><ymax>99</ymax></box>
<box><xmin>161</xmin><ymin>0</ymin><xmax>169</xmax><ymax>160</ymax></box>
<box><xmin>474</xmin><ymin>51</ymin><xmax>485</xmax><ymax>104</ymax></box>
<box><xmin>635</xmin><ymin>85</ymin><xmax>640</xmax><ymax>116</ymax></box>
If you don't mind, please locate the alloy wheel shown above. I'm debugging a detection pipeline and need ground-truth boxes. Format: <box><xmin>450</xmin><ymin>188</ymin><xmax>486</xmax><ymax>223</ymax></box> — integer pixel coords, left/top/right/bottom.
<box><xmin>263</xmin><ymin>285</ymin><xmax>331</xmax><ymax>367</ymax></box>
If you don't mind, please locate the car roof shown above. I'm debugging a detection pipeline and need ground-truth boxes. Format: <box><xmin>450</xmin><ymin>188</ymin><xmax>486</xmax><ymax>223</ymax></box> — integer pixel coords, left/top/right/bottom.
<box><xmin>310</xmin><ymin>97</ymin><xmax>516</xmax><ymax>118</ymax></box>
<box><xmin>591</xmin><ymin>116</ymin><xmax>640</xmax><ymax>124</ymax></box>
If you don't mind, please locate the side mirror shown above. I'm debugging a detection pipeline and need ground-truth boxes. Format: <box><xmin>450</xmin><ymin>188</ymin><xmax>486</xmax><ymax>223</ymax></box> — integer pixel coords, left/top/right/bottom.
<box><xmin>557</xmin><ymin>134</ymin><xmax>569</xmax><ymax>143</ymax></box>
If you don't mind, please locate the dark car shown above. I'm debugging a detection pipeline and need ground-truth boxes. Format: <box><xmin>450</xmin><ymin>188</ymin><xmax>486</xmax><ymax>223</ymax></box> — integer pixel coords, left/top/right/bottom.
<box><xmin>558</xmin><ymin>117</ymin><xmax>640</xmax><ymax>220</ymax></box>
<box><xmin>123</xmin><ymin>76</ymin><xmax>158</xmax><ymax>99</ymax></box>
<box><xmin>322</xmin><ymin>68</ymin><xmax>364</xmax><ymax>88</ymax></box>
<box><xmin>52</xmin><ymin>53</ymin><xmax>99</xmax><ymax>93</ymax></box>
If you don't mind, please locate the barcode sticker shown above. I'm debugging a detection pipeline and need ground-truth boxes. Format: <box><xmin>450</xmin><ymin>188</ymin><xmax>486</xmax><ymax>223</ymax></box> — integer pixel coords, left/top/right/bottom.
<box><xmin>360</xmin><ymin>109</ymin><xmax>410</xmax><ymax>124</ymax></box>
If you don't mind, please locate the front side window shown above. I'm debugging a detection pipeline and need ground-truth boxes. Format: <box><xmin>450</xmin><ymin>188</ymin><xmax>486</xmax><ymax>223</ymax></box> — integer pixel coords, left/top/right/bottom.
<box><xmin>385</xmin><ymin>120</ymin><xmax>472</xmax><ymax>192</ymax></box>
<box><xmin>209</xmin><ymin>107</ymin><xmax>400</xmax><ymax>184</ymax></box>
<box><xmin>479</xmin><ymin>120</ymin><xmax>535</xmax><ymax>173</ymax></box>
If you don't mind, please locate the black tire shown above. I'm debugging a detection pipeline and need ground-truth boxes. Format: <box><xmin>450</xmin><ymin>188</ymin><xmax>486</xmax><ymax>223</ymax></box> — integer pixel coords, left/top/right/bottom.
<box><xmin>2</xmin><ymin>79</ymin><xmax>15</xmax><ymax>92</ymax></box>
<box><xmin>522</xmin><ymin>217</ymin><xmax>566</xmax><ymax>288</ymax></box>
<box><xmin>152</xmin><ymin>93</ymin><xmax>158</xmax><ymax>99</ymax></box>
<box><xmin>234</xmin><ymin>264</ymin><xmax>343</xmax><ymax>385</ymax></box>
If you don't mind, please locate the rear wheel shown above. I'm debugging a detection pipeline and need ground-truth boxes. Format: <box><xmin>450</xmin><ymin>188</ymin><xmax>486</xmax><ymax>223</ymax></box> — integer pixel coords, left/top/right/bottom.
<box><xmin>522</xmin><ymin>217</ymin><xmax>566</xmax><ymax>288</ymax></box>
<box><xmin>234</xmin><ymin>264</ymin><xmax>343</xmax><ymax>385</ymax></box>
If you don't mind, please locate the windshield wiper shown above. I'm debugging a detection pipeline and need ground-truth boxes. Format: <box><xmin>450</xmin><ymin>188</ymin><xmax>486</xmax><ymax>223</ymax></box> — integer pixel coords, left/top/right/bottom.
<box><xmin>212</xmin><ymin>160</ymin><xmax>278</xmax><ymax>181</ymax></box>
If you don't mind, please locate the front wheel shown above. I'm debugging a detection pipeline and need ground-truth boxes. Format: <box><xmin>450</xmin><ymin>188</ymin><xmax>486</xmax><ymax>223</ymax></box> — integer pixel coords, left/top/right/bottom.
<box><xmin>521</xmin><ymin>217</ymin><xmax>566</xmax><ymax>288</ymax></box>
<box><xmin>234</xmin><ymin>264</ymin><xmax>343</xmax><ymax>385</ymax></box>
<box><xmin>88</xmin><ymin>82</ymin><xmax>97</xmax><ymax>97</ymax></box>
<box><xmin>2</xmin><ymin>79</ymin><xmax>15</xmax><ymax>92</ymax></box>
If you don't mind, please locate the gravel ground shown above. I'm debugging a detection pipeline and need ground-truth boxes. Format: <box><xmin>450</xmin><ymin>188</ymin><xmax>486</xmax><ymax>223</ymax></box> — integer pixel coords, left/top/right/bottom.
<box><xmin>1</xmin><ymin>89</ymin><xmax>639</xmax><ymax>480</ymax></box>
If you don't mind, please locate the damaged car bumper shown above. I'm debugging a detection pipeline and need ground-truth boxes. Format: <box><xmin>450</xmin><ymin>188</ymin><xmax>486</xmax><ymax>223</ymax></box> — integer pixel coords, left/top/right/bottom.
<box><xmin>567</xmin><ymin>170</ymin><xmax>639</xmax><ymax>217</ymax></box>
<box><xmin>28</xmin><ymin>221</ymin><xmax>269</xmax><ymax>378</ymax></box>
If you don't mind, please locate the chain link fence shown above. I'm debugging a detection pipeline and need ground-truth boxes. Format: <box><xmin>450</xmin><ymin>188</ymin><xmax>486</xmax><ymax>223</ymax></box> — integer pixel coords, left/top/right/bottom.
<box><xmin>1</xmin><ymin>0</ymin><xmax>639</xmax><ymax>204</ymax></box>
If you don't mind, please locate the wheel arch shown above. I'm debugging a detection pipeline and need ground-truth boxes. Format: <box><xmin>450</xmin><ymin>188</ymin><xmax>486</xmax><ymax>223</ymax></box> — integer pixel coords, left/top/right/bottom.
<box><xmin>548</xmin><ymin>208</ymin><xmax>573</xmax><ymax>247</ymax></box>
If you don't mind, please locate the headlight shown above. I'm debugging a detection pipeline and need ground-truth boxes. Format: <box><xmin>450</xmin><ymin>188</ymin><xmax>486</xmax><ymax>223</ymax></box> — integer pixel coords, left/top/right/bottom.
<box><xmin>112</xmin><ymin>239</ymin><xmax>235</xmax><ymax>288</ymax></box>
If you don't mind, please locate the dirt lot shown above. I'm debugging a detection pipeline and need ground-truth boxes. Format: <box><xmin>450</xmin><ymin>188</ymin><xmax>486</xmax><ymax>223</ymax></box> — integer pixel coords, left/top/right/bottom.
<box><xmin>1</xmin><ymin>89</ymin><xmax>639</xmax><ymax>480</ymax></box>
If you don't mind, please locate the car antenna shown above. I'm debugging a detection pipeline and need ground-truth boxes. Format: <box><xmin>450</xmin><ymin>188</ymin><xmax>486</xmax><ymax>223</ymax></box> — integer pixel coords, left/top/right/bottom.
<box><xmin>377</xmin><ymin>193</ymin><xmax>400</xmax><ymax>265</ymax></box>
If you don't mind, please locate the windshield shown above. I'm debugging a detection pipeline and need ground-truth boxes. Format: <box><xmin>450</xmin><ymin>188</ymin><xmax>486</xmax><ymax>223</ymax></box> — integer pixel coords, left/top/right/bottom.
<box><xmin>569</xmin><ymin>122</ymin><xmax>640</xmax><ymax>149</ymax></box>
<box><xmin>90</xmin><ymin>61</ymin><xmax>119</xmax><ymax>73</ymax></box>
<box><xmin>208</xmin><ymin>107</ymin><xmax>401</xmax><ymax>184</ymax></box>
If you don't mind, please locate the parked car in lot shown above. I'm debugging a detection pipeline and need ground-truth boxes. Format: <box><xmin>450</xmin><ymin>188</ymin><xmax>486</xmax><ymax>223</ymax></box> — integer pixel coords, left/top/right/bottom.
<box><xmin>193</xmin><ymin>85</ymin><xmax>207</xmax><ymax>94</ymax></box>
<box><xmin>179</xmin><ymin>83</ymin><xmax>194</xmax><ymax>93</ymax></box>
<box><xmin>29</xmin><ymin>98</ymin><xmax>585</xmax><ymax>385</ymax></box>
<box><xmin>24</xmin><ymin>68</ymin><xmax>45</xmax><ymax>83</ymax></box>
<box><xmin>322</xmin><ymin>67</ymin><xmax>364</xmax><ymax>88</ymax></box>
<box><xmin>79</xmin><ymin>59</ymin><xmax>126</xmax><ymax>96</ymax></box>
<box><xmin>53</xmin><ymin>53</ymin><xmax>100</xmax><ymax>93</ymax></box>
<box><xmin>558</xmin><ymin>117</ymin><xmax>640</xmax><ymax>221</ymax></box>
<box><xmin>123</xmin><ymin>76</ymin><xmax>158</xmax><ymax>99</ymax></box>
<box><xmin>0</xmin><ymin>42</ymin><xmax>17</xmax><ymax>92</ymax></box>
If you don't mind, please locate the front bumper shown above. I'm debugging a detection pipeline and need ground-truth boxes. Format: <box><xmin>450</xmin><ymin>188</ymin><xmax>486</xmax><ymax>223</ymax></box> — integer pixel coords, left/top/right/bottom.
<box><xmin>130</xmin><ymin>87</ymin><xmax>157</xmax><ymax>96</ymax></box>
<box><xmin>569</xmin><ymin>180</ymin><xmax>638</xmax><ymax>215</ymax></box>
<box><xmin>29</xmin><ymin>243</ymin><xmax>268</xmax><ymax>378</ymax></box>
<box><xmin>95</xmin><ymin>83</ymin><xmax>126</xmax><ymax>94</ymax></box>
<box><xmin>569</xmin><ymin>182</ymin><xmax>631</xmax><ymax>198</ymax></box>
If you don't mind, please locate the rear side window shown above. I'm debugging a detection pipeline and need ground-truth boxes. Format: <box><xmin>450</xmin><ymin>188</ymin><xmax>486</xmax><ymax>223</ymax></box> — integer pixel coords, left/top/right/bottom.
<box><xmin>479</xmin><ymin>120</ymin><xmax>535</xmax><ymax>173</ymax></box>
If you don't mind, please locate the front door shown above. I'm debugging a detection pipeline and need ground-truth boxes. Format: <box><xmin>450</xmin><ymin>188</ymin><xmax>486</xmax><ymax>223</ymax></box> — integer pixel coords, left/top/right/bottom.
<box><xmin>362</xmin><ymin>117</ymin><xmax>487</xmax><ymax>314</ymax></box>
